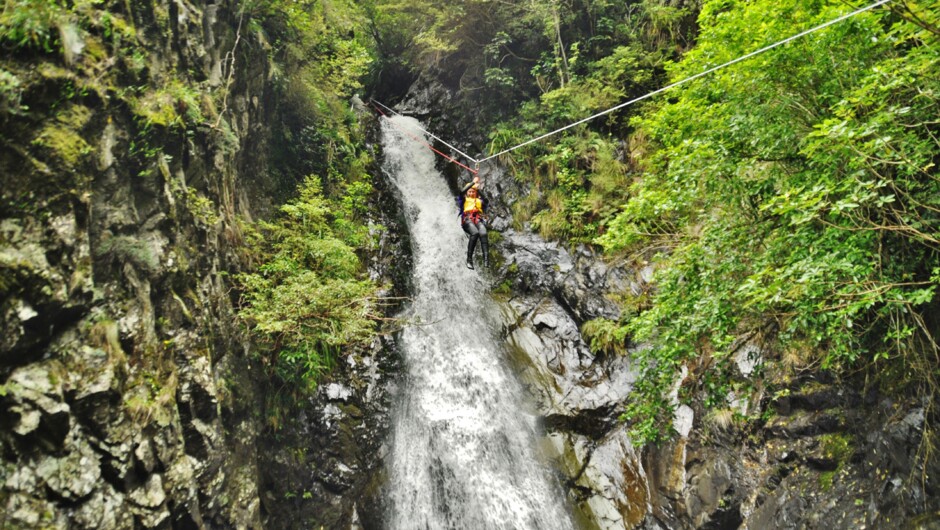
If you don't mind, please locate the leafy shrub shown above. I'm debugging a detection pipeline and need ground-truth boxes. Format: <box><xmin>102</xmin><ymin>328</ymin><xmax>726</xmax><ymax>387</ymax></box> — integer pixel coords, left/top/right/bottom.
<box><xmin>0</xmin><ymin>68</ymin><xmax>26</xmax><ymax>114</ymax></box>
<box><xmin>184</xmin><ymin>188</ymin><xmax>220</xmax><ymax>228</ymax></box>
<box><xmin>237</xmin><ymin>176</ymin><xmax>379</xmax><ymax>395</ymax></box>
<box><xmin>597</xmin><ymin>0</ymin><xmax>940</xmax><ymax>445</ymax></box>
<box><xmin>486</xmin><ymin>21</ymin><xmax>669</xmax><ymax>243</ymax></box>
<box><xmin>581</xmin><ymin>317</ymin><xmax>630</xmax><ymax>356</ymax></box>
<box><xmin>0</xmin><ymin>0</ymin><xmax>65</xmax><ymax>51</ymax></box>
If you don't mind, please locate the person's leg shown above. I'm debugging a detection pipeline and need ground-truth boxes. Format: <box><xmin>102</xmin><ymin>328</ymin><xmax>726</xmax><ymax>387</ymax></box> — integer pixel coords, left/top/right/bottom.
<box><xmin>462</xmin><ymin>222</ymin><xmax>480</xmax><ymax>269</ymax></box>
<box><xmin>478</xmin><ymin>222</ymin><xmax>489</xmax><ymax>267</ymax></box>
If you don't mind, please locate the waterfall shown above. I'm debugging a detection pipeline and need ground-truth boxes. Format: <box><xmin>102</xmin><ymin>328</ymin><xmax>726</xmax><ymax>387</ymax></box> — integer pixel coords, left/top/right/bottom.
<box><xmin>382</xmin><ymin>115</ymin><xmax>575</xmax><ymax>530</ymax></box>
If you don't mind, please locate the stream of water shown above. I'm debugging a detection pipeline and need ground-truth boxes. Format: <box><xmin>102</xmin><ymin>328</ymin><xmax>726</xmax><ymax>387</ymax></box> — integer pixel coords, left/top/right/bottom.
<box><xmin>382</xmin><ymin>115</ymin><xmax>575</xmax><ymax>530</ymax></box>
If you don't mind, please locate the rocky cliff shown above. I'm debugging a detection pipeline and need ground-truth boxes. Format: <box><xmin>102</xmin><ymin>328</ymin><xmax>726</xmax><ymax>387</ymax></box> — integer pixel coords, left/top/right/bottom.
<box><xmin>2</xmin><ymin>0</ymin><xmax>289</xmax><ymax>527</ymax></box>
<box><xmin>494</xmin><ymin>213</ymin><xmax>940</xmax><ymax>530</ymax></box>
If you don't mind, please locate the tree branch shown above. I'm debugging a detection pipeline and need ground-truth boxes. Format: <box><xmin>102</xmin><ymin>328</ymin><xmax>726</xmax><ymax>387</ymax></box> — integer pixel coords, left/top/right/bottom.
<box><xmin>213</xmin><ymin>9</ymin><xmax>244</xmax><ymax>130</ymax></box>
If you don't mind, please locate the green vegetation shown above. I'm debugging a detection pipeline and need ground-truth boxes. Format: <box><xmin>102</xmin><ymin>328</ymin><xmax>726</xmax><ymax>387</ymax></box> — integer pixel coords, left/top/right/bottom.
<box><xmin>0</xmin><ymin>67</ymin><xmax>25</xmax><ymax>113</ymax></box>
<box><xmin>820</xmin><ymin>432</ymin><xmax>854</xmax><ymax>464</ymax></box>
<box><xmin>368</xmin><ymin>0</ymin><xmax>939</xmax><ymax>446</ymax></box>
<box><xmin>0</xmin><ymin>0</ymin><xmax>68</xmax><ymax>51</ymax></box>
<box><xmin>237</xmin><ymin>175</ymin><xmax>380</xmax><ymax>405</ymax></box>
<box><xmin>128</xmin><ymin>79</ymin><xmax>205</xmax><ymax>128</ymax></box>
<box><xmin>184</xmin><ymin>188</ymin><xmax>220</xmax><ymax>228</ymax></box>
<box><xmin>472</xmin><ymin>0</ymin><xmax>694</xmax><ymax>241</ymax></box>
<box><xmin>228</xmin><ymin>1</ymin><xmax>386</xmax><ymax>418</ymax></box>
<box><xmin>596</xmin><ymin>0</ymin><xmax>940</xmax><ymax>445</ymax></box>
<box><xmin>581</xmin><ymin>317</ymin><xmax>631</xmax><ymax>356</ymax></box>
<box><xmin>818</xmin><ymin>433</ymin><xmax>854</xmax><ymax>490</ymax></box>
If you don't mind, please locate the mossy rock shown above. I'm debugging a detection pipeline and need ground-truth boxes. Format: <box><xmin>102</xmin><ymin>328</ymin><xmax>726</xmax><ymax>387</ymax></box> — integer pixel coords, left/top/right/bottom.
<box><xmin>31</xmin><ymin>105</ymin><xmax>93</xmax><ymax>166</ymax></box>
<box><xmin>130</xmin><ymin>78</ymin><xmax>206</xmax><ymax>128</ymax></box>
<box><xmin>82</xmin><ymin>35</ymin><xmax>108</xmax><ymax>63</ymax></box>
<box><xmin>96</xmin><ymin>234</ymin><xmax>159</xmax><ymax>273</ymax></box>
<box><xmin>100</xmin><ymin>12</ymin><xmax>137</xmax><ymax>41</ymax></box>
<box><xmin>37</xmin><ymin>62</ymin><xmax>74</xmax><ymax>82</ymax></box>
<box><xmin>130</xmin><ymin>89</ymin><xmax>179</xmax><ymax>127</ymax></box>
<box><xmin>818</xmin><ymin>432</ymin><xmax>853</xmax><ymax>463</ymax></box>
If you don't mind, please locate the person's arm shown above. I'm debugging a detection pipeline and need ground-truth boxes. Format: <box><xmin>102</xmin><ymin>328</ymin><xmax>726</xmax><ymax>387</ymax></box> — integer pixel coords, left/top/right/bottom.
<box><xmin>460</xmin><ymin>176</ymin><xmax>481</xmax><ymax>194</ymax></box>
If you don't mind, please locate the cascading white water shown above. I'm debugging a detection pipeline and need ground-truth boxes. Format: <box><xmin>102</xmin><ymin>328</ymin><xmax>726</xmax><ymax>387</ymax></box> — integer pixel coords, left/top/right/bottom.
<box><xmin>382</xmin><ymin>115</ymin><xmax>575</xmax><ymax>530</ymax></box>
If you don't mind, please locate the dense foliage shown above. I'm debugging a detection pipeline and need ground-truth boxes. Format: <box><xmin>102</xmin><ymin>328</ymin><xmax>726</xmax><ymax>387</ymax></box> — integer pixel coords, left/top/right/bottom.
<box><xmin>594</xmin><ymin>0</ymin><xmax>940</xmax><ymax>444</ymax></box>
<box><xmin>364</xmin><ymin>0</ymin><xmax>697</xmax><ymax>129</ymax></box>
<box><xmin>480</xmin><ymin>0</ymin><xmax>698</xmax><ymax>241</ymax></box>
<box><xmin>243</xmin><ymin>0</ymin><xmax>375</xmax><ymax>194</ymax></box>
<box><xmin>237</xmin><ymin>176</ymin><xmax>380</xmax><ymax>400</ymax></box>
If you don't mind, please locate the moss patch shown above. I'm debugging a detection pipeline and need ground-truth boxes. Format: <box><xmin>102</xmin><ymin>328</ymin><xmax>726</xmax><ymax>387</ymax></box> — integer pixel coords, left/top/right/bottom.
<box><xmin>816</xmin><ymin>432</ymin><xmax>854</xmax><ymax>490</ymax></box>
<box><xmin>96</xmin><ymin>235</ymin><xmax>159</xmax><ymax>273</ymax></box>
<box><xmin>31</xmin><ymin>104</ymin><xmax>93</xmax><ymax>166</ymax></box>
<box><xmin>819</xmin><ymin>432</ymin><xmax>853</xmax><ymax>462</ymax></box>
<box><xmin>130</xmin><ymin>78</ymin><xmax>205</xmax><ymax>128</ymax></box>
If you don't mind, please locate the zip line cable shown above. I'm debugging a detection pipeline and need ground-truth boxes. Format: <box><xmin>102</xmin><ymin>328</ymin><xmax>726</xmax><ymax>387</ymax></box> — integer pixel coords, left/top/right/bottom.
<box><xmin>371</xmin><ymin>99</ymin><xmax>480</xmax><ymax>165</ymax></box>
<box><xmin>372</xmin><ymin>101</ymin><xmax>480</xmax><ymax>174</ymax></box>
<box><xmin>477</xmin><ymin>0</ymin><xmax>892</xmax><ymax>163</ymax></box>
<box><xmin>372</xmin><ymin>0</ymin><xmax>892</xmax><ymax>170</ymax></box>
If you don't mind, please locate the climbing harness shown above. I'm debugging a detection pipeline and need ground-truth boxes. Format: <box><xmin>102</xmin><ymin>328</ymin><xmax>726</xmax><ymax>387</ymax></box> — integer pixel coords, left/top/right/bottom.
<box><xmin>372</xmin><ymin>0</ymin><xmax>892</xmax><ymax>171</ymax></box>
<box><xmin>463</xmin><ymin>210</ymin><xmax>483</xmax><ymax>225</ymax></box>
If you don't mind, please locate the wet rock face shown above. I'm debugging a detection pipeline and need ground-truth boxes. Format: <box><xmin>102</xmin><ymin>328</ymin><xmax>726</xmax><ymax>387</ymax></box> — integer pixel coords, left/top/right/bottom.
<box><xmin>493</xmin><ymin>231</ymin><xmax>653</xmax><ymax>528</ymax></box>
<box><xmin>259</xmin><ymin>336</ymin><xmax>402</xmax><ymax>530</ymax></box>
<box><xmin>0</xmin><ymin>216</ymin><xmax>94</xmax><ymax>369</ymax></box>
<box><xmin>497</xmin><ymin>233</ymin><xmax>636</xmax><ymax>425</ymax></box>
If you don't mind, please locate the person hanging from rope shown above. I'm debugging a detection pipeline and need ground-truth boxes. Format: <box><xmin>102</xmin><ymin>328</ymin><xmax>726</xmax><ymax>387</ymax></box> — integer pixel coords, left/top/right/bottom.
<box><xmin>458</xmin><ymin>175</ymin><xmax>489</xmax><ymax>270</ymax></box>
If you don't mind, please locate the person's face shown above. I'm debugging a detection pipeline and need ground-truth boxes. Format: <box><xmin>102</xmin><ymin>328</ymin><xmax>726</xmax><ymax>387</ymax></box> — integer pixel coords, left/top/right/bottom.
<box><xmin>468</xmin><ymin>189</ymin><xmax>477</xmax><ymax>198</ymax></box>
